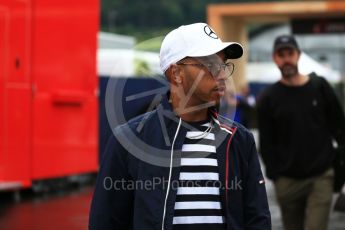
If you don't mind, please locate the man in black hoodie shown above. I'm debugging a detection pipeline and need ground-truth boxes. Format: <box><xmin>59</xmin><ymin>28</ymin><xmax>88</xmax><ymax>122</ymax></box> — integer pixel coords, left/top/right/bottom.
<box><xmin>257</xmin><ymin>35</ymin><xmax>345</xmax><ymax>230</ymax></box>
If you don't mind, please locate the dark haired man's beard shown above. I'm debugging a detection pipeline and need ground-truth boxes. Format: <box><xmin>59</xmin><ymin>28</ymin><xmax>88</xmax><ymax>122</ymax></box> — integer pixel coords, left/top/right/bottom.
<box><xmin>280</xmin><ymin>64</ymin><xmax>298</xmax><ymax>78</ymax></box>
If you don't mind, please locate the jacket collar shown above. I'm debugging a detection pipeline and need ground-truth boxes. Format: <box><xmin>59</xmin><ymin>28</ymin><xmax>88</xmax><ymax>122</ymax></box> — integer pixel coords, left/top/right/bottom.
<box><xmin>159</xmin><ymin>92</ymin><xmax>235</xmax><ymax>134</ymax></box>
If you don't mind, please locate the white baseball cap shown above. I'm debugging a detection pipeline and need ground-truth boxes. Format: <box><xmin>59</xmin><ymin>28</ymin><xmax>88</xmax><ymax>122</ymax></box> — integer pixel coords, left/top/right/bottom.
<box><xmin>159</xmin><ymin>22</ymin><xmax>243</xmax><ymax>73</ymax></box>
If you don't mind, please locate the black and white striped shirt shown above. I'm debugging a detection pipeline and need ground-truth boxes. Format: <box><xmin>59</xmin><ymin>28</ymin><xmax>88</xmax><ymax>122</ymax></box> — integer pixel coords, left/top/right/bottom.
<box><xmin>173</xmin><ymin>121</ymin><xmax>226</xmax><ymax>230</ymax></box>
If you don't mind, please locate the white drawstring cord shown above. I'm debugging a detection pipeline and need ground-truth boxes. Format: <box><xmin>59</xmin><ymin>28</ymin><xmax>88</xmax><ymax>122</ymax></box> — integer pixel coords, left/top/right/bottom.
<box><xmin>161</xmin><ymin>117</ymin><xmax>182</xmax><ymax>230</ymax></box>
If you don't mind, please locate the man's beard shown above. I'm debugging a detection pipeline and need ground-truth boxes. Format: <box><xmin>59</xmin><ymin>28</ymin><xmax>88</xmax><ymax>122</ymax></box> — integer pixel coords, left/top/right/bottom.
<box><xmin>280</xmin><ymin>64</ymin><xmax>298</xmax><ymax>78</ymax></box>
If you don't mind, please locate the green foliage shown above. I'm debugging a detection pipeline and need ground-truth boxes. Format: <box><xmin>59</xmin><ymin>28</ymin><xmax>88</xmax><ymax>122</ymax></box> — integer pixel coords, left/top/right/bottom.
<box><xmin>101</xmin><ymin>0</ymin><xmax>294</xmax><ymax>42</ymax></box>
<box><xmin>134</xmin><ymin>36</ymin><xmax>164</xmax><ymax>52</ymax></box>
<box><xmin>134</xmin><ymin>58</ymin><xmax>151</xmax><ymax>76</ymax></box>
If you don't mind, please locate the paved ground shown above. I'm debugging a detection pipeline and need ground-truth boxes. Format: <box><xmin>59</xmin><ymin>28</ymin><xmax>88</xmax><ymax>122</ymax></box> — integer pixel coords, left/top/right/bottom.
<box><xmin>0</xmin><ymin>187</ymin><xmax>93</xmax><ymax>230</ymax></box>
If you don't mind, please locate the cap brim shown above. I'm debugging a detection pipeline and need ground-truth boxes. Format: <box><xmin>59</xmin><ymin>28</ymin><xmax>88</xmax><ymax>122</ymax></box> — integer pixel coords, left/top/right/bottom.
<box><xmin>224</xmin><ymin>43</ymin><xmax>243</xmax><ymax>59</ymax></box>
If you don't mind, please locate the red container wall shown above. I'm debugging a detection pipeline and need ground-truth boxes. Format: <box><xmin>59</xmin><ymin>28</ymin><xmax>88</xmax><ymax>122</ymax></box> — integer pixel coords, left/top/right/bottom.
<box><xmin>31</xmin><ymin>0</ymin><xmax>99</xmax><ymax>179</ymax></box>
<box><xmin>0</xmin><ymin>0</ymin><xmax>32</xmax><ymax>188</ymax></box>
<box><xmin>0</xmin><ymin>3</ymin><xmax>6</xmax><ymax>183</ymax></box>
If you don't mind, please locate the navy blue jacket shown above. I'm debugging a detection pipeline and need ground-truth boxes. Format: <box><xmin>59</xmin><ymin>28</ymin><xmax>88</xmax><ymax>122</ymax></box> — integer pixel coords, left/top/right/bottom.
<box><xmin>89</xmin><ymin>95</ymin><xmax>271</xmax><ymax>230</ymax></box>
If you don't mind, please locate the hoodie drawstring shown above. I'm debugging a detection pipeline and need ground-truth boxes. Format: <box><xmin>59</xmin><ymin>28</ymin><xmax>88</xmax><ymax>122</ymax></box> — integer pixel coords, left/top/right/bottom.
<box><xmin>162</xmin><ymin>117</ymin><xmax>182</xmax><ymax>230</ymax></box>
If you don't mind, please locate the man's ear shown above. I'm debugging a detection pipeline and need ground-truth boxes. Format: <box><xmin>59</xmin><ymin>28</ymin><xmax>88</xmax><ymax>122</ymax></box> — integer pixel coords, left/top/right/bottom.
<box><xmin>170</xmin><ymin>64</ymin><xmax>183</xmax><ymax>84</ymax></box>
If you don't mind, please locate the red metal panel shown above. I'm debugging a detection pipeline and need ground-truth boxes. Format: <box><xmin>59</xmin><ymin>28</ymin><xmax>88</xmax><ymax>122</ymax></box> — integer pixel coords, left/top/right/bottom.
<box><xmin>0</xmin><ymin>5</ymin><xmax>9</xmax><ymax>180</ymax></box>
<box><xmin>0</xmin><ymin>0</ymin><xmax>32</xmax><ymax>188</ymax></box>
<box><xmin>0</xmin><ymin>5</ymin><xmax>7</xmax><ymax>183</ymax></box>
<box><xmin>31</xmin><ymin>0</ymin><xmax>99</xmax><ymax>179</ymax></box>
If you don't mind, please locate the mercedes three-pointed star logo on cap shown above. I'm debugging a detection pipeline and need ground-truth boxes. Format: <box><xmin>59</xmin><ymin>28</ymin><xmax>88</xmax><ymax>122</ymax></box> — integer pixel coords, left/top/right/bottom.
<box><xmin>204</xmin><ymin>25</ymin><xmax>218</xmax><ymax>39</ymax></box>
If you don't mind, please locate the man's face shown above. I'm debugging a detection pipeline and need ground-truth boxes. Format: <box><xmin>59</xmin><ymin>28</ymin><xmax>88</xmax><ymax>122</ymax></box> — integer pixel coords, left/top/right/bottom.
<box><xmin>273</xmin><ymin>47</ymin><xmax>300</xmax><ymax>78</ymax></box>
<box><xmin>177</xmin><ymin>51</ymin><xmax>231</xmax><ymax>109</ymax></box>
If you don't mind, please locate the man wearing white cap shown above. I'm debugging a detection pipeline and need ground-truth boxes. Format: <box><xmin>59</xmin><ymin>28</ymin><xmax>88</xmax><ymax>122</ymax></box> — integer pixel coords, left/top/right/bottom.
<box><xmin>89</xmin><ymin>23</ymin><xmax>271</xmax><ymax>230</ymax></box>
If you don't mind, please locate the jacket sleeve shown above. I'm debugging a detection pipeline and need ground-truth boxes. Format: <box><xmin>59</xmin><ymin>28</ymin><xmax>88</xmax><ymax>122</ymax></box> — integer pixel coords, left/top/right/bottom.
<box><xmin>244</xmin><ymin>133</ymin><xmax>272</xmax><ymax>230</ymax></box>
<box><xmin>320</xmin><ymin>77</ymin><xmax>345</xmax><ymax>149</ymax></box>
<box><xmin>257</xmin><ymin>94</ymin><xmax>277</xmax><ymax>180</ymax></box>
<box><xmin>89</xmin><ymin>132</ymin><xmax>134</xmax><ymax>230</ymax></box>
